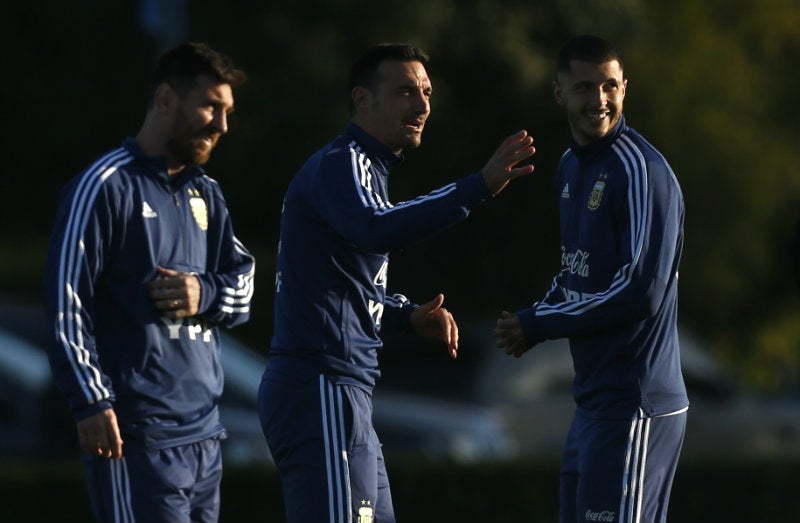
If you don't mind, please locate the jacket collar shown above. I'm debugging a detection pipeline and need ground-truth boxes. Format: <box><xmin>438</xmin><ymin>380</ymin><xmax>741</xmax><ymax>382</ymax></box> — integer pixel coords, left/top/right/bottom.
<box><xmin>122</xmin><ymin>137</ymin><xmax>205</xmax><ymax>185</ymax></box>
<box><xmin>345</xmin><ymin>122</ymin><xmax>404</xmax><ymax>174</ymax></box>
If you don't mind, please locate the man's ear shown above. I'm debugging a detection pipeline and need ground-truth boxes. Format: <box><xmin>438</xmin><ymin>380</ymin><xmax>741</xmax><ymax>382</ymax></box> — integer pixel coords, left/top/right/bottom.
<box><xmin>552</xmin><ymin>80</ymin><xmax>565</xmax><ymax>106</ymax></box>
<box><xmin>351</xmin><ymin>86</ymin><xmax>371</xmax><ymax>113</ymax></box>
<box><xmin>153</xmin><ymin>83</ymin><xmax>175</xmax><ymax>113</ymax></box>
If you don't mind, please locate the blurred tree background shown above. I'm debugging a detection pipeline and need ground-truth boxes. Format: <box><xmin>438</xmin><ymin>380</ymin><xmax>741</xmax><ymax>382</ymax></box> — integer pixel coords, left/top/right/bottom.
<box><xmin>2</xmin><ymin>0</ymin><xmax>799</xmax><ymax>392</ymax></box>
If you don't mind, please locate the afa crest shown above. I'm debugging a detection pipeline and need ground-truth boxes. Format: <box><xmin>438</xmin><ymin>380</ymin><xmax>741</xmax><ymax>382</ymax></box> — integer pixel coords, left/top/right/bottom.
<box><xmin>188</xmin><ymin>190</ymin><xmax>208</xmax><ymax>231</ymax></box>
<box><xmin>358</xmin><ymin>499</ymin><xmax>374</xmax><ymax>523</ymax></box>
<box><xmin>587</xmin><ymin>174</ymin><xmax>607</xmax><ymax>211</ymax></box>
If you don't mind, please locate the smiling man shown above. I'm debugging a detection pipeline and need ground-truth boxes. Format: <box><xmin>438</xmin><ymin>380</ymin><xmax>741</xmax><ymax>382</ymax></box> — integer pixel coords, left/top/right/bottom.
<box><xmin>258</xmin><ymin>43</ymin><xmax>535</xmax><ymax>523</ymax></box>
<box><xmin>495</xmin><ymin>34</ymin><xmax>688</xmax><ymax>523</ymax></box>
<box><xmin>44</xmin><ymin>42</ymin><xmax>255</xmax><ymax>523</ymax></box>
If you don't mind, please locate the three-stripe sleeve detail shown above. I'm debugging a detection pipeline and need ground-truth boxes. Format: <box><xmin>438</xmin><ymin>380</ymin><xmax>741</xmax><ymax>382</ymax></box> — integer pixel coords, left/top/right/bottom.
<box><xmin>55</xmin><ymin>148</ymin><xmax>132</xmax><ymax>404</ymax></box>
<box><xmin>348</xmin><ymin>145</ymin><xmax>457</xmax><ymax>216</ymax></box>
<box><xmin>217</xmin><ymin>236</ymin><xmax>255</xmax><ymax>314</ymax></box>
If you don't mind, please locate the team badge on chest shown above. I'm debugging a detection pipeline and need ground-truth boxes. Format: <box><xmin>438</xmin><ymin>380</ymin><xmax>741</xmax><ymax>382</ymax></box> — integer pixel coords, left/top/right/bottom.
<box><xmin>188</xmin><ymin>189</ymin><xmax>208</xmax><ymax>231</ymax></box>
<box><xmin>587</xmin><ymin>173</ymin><xmax>608</xmax><ymax>211</ymax></box>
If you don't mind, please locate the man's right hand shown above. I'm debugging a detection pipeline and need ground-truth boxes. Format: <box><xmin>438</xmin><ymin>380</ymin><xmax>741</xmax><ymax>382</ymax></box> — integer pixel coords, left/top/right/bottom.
<box><xmin>481</xmin><ymin>130</ymin><xmax>536</xmax><ymax>196</ymax></box>
<box><xmin>77</xmin><ymin>408</ymin><xmax>124</xmax><ymax>459</ymax></box>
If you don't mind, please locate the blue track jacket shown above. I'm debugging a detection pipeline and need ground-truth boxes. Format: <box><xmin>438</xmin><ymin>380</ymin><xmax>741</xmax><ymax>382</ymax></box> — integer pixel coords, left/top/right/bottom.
<box><xmin>270</xmin><ymin>122</ymin><xmax>491</xmax><ymax>389</ymax></box>
<box><xmin>44</xmin><ymin>138</ymin><xmax>255</xmax><ymax>450</ymax></box>
<box><xmin>517</xmin><ymin>117</ymin><xmax>688</xmax><ymax>419</ymax></box>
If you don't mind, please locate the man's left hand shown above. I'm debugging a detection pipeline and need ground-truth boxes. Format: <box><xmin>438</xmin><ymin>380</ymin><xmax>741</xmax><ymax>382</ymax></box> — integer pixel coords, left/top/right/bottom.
<box><xmin>146</xmin><ymin>266</ymin><xmax>201</xmax><ymax>319</ymax></box>
<box><xmin>410</xmin><ymin>294</ymin><xmax>459</xmax><ymax>359</ymax></box>
<box><xmin>494</xmin><ymin>310</ymin><xmax>530</xmax><ymax>358</ymax></box>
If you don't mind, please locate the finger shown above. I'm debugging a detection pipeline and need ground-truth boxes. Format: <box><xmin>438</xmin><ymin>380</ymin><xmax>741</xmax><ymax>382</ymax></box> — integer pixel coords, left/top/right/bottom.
<box><xmin>148</xmin><ymin>277</ymin><xmax>183</xmax><ymax>292</ymax></box>
<box><xmin>147</xmin><ymin>282</ymin><xmax>175</xmax><ymax>299</ymax></box>
<box><xmin>495</xmin><ymin>318</ymin><xmax>514</xmax><ymax>330</ymax></box>
<box><xmin>436</xmin><ymin>311</ymin><xmax>451</xmax><ymax>345</ymax></box>
<box><xmin>510</xmin><ymin>144</ymin><xmax>535</xmax><ymax>161</ymax></box>
<box><xmin>489</xmin><ymin>131</ymin><xmax>527</xmax><ymax>162</ymax></box>
<box><xmin>507</xmin><ymin>145</ymin><xmax>536</xmax><ymax>168</ymax></box>
<box><xmin>92</xmin><ymin>434</ymin><xmax>111</xmax><ymax>458</ymax></box>
<box><xmin>501</xmin><ymin>135</ymin><xmax>533</xmax><ymax>159</ymax></box>
<box><xmin>81</xmin><ymin>438</ymin><xmax>99</xmax><ymax>456</ymax></box>
<box><xmin>508</xmin><ymin>135</ymin><xmax>534</xmax><ymax>154</ymax></box>
<box><xmin>92</xmin><ymin>427</ymin><xmax>111</xmax><ymax>456</ymax></box>
<box><xmin>156</xmin><ymin>266</ymin><xmax>179</xmax><ymax>277</ymax></box>
<box><xmin>448</xmin><ymin>315</ymin><xmax>459</xmax><ymax>358</ymax></box>
<box><xmin>502</xmin><ymin>130</ymin><xmax>529</xmax><ymax>149</ymax></box>
<box><xmin>79</xmin><ymin>428</ymin><xmax>103</xmax><ymax>456</ymax></box>
<box><xmin>108</xmin><ymin>429</ymin><xmax>124</xmax><ymax>460</ymax></box>
<box><xmin>153</xmin><ymin>298</ymin><xmax>183</xmax><ymax>310</ymax></box>
<box><xmin>497</xmin><ymin>311</ymin><xmax>518</xmax><ymax>327</ymax></box>
<box><xmin>420</xmin><ymin>293</ymin><xmax>445</xmax><ymax>318</ymax></box>
<box><xmin>502</xmin><ymin>337</ymin><xmax>520</xmax><ymax>355</ymax></box>
<box><xmin>503</xmin><ymin>148</ymin><xmax>536</xmax><ymax>177</ymax></box>
<box><xmin>428</xmin><ymin>293</ymin><xmax>445</xmax><ymax>311</ymax></box>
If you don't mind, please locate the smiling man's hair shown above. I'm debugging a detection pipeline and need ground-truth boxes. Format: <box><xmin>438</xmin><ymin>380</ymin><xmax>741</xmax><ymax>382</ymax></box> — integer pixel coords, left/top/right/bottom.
<box><xmin>348</xmin><ymin>43</ymin><xmax>430</xmax><ymax>114</ymax></box>
<box><xmin>147</xmin><ymin>42</ymin><xmax>247</xmax><ymax>108</ymax></box>
<box><xmin>557</xmin><ymin>35</ymin><xmax>623</xmax><ymax>73</ymax></box>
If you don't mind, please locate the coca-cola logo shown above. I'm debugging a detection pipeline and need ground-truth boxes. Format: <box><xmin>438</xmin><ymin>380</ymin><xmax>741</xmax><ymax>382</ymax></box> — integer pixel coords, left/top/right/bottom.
<box><xmin>561</xmin><ymin>248</ymin><xmax>591</xmax><ymax>277</ymax></box>
<box><xmin>585</xmin><ymin>509</ymin><xmax>615</xmax><ymax>522</ymax></box>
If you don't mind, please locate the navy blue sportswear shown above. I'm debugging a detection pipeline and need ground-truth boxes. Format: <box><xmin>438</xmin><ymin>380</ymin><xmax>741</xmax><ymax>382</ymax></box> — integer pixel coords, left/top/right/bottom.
<box><xmin>515</xmin><ymin>116</ymin><xmax>688</xmax><ymax>523</ymax></box>
<box><xmin>261</xmin><ymin>122</ymin><xmax>493</xmax><ymax>522</ymax></box>
<box><xmin>269</xmin><ymin>122</ymin><xmax>490</xmax><ymax>389</ymax></box>
<box><xmin>559</xmin><ymin>409</ymin><xmax>686</xmax><ymax>523</ymax></box>
<box><xmin>82</xmin><ymin>438</ymin><xmax>223</xmax><ymax>523</ymax></box>
<box><xmin>44</xmin><ymin>137</ymin><xmax>255</xmax><ymax>450</ymax></box>
<box><xmin>517</xmin><ymin>116</ymin><xmax>688</xmax><ymax>420</ymax></box>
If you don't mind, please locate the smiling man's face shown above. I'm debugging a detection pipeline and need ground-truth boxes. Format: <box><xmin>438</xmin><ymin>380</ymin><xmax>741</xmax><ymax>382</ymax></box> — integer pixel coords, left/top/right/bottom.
<box><xmin>352</xmin><ymin>60</ymin><xmax>432</xmax><ymax>154</ymax></box>
<box><xmin>554</xmin><ymin>59</ymin><xmax>627</xmax><ymax>146</ymax></box>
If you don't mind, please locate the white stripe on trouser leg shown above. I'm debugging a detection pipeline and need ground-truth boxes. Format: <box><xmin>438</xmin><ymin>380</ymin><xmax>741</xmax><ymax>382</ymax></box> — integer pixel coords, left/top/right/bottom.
<box><xmin>328</xmin><ymin>383</ymin><xmax>343</xmax><ymax>522</ymax></box>
<box><xmin>320</xmin><ymin>377</ymin><xmax>335</xmax><ymax>522</ymax></box>
<box><xmin>320</xmin><ymin>376</ymin><xmax>351</xmax><ymax>523</ymax></box>
<box><xmin>111</xmin><ymin>457</ymin><xmax>135</xmax><ymax>522</ymax></box>
<box><xmin>619</xmin><ymin>418</ymin><xmax>637</xmax><ymax>521</ymax></box>
<box><xmin>635</xmin><ymin>418</ymin><xmax>651</xmax><ymax>523</ymax></box>
<box><xmin>335</xmin><ymin>384</ymin><xmax>352</xmax><ymax>523</ymax></box>
<box><xmin>627</xmin><ymin>418</ymin><xmax>643</xmax><ymax>522</ymax></box>
<box><xmin>619</xmin><ymin>412</ymin><xmax>651</xmax><ymax>523</ymax></box>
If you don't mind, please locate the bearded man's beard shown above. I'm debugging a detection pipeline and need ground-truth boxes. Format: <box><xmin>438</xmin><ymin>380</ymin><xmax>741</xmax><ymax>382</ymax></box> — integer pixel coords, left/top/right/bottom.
<box><xmin>167</xmin><ymin>111</ymin><xmax>217</xmax><ymax>166</ymax></box>
<box><xmin>168</xmin><ymin>136</ymin><xmax>214</xmax><ymax>166</ymax></box>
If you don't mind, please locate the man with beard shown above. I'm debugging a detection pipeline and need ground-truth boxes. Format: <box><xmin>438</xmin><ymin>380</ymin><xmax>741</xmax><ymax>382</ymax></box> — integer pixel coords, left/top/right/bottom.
<box><xmin>259</xmin><ymin>43</ymin><xmax>535</xmax><ymax>523</ymax></box>
<box><xmin>495</xmin><ymin>35</ymin><xmax>687</xmax><ymax>523</ymax></box>
<box><xmin>44</xmin><ymin>42</ymin><xmax>255</xmax><ymax>523</ymax></box>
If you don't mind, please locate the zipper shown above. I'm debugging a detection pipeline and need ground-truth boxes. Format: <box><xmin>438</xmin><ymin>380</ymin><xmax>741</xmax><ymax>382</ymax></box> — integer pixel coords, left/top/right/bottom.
<box><xmin>568</xmin><ymin>165</ymin><xmax>583</xmax><ymax>242</ymax></box>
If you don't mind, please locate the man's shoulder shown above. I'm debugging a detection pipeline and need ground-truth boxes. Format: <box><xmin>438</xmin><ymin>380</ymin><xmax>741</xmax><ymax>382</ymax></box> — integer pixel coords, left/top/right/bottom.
<box><xmin>618</xmin><ymin>126</ymin><xmax>667</xmax><ymax>162</ymax></box>
<box><xmin>325</xmin><ymin>132</ymin><xmax>362</xmax><ymax>158</ymax></box>
<box><xmin>310</xmin><ymin>136</ymin><xmax>357</xmax><ymax>173</ymax></box>
<box><xmin>59</xmin><ymin>146</ymin><xmax>137</xmax><ymax>197</ymax></box>
<box><xmin>617</xmin><ymin>127</ymin><xmax>681</xmax><ymax>192</ymax></box>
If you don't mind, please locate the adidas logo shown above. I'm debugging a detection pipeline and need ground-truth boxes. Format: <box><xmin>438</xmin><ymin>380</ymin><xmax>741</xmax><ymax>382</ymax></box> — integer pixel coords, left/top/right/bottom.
<box><xmin>142</xmin><ymin>201</ymin><xmax>158</xmax><ymax>219</ymax></box>
<box><xmin>561</xmin><ymin>183</ymin><xmax>570</xmax><ymax>199</ymax></box>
